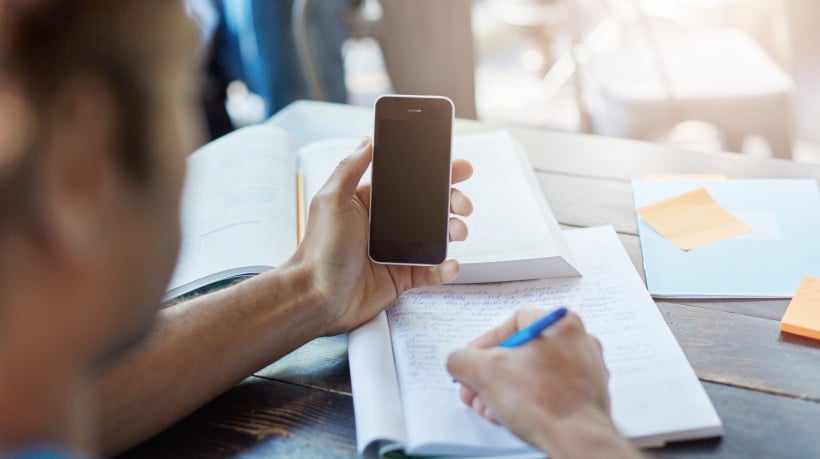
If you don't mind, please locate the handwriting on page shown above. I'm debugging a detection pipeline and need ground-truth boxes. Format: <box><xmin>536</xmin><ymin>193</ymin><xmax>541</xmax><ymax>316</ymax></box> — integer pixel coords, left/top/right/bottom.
<box><xmin>383</xmin><ymin>228</ymin><xmax>678</xmax><ymax>451</ymax></box>
<box><xmin>386</xmin><ymin>228</ymin><xmax>666</xmax><ymax>414</ymax></box>
<box><xmin>388</xmin><ymin>278</ymin><xmax>653</xmax><ymax>399</ymax></box>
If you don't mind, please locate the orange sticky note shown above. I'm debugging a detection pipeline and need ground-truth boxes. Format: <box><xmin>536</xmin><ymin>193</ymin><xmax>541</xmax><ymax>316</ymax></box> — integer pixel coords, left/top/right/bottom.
<box><xmin>636</xmin><ymin>188</ymin><xmax>752</xmax><ymax>250</ymax></box>
<box><xmin>781</xmin><ymin>276</ymin><xmax>820</xmax><ymax>340</ymax></box>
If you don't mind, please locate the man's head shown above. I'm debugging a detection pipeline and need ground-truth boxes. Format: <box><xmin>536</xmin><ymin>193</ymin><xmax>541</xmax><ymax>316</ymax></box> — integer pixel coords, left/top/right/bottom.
<box><xmin>0</xmin><ymin>0</ymin><xmax>202</xmax><ymax>375</ymax></box>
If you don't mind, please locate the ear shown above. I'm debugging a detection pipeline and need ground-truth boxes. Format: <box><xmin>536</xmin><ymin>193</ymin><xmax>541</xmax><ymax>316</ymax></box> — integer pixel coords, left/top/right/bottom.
<box><xmin>0</xmin><ymin>88</ymin><xmax>35</xmax><ymax>175</ymax></box>
<box><xmin>36</xmin><ymin>73</ymin><xmax>124</xmax><ymax>263</ymax></box>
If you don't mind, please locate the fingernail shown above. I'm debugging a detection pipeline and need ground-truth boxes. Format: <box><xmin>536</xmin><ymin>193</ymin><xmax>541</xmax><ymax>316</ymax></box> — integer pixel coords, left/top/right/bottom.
<box><xmin>356</xmin><ymin>136</ymin><xmax>370</xmax><ymax>152</ymax></box>
<box><xmin>473</xmin><ymin>397</ymin><xmax>485</xmax><ymax>414</ymax></box>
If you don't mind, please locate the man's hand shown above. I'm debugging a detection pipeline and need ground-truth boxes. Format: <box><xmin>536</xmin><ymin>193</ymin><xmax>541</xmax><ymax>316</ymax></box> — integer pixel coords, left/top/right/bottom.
<box><xmin>447</xmin><ymin>308</ymin><xmax>640</xmax><ymax>459</ymax></box>
<box><xmin>290</xmin><ymin>137</ymin><xmax>474</xmax><ymax>336</ymax></box>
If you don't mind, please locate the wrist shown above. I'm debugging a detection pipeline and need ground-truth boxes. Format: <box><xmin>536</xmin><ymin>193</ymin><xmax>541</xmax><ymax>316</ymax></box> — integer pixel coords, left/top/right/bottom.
<box><xmin>531</xmin><ymin>406</ymin><xmax>638</xmax><ymax>459</ymax></box>
<box><xmin>283</xmin><ymin>250</ymin><xmax>360</xmax><ymax>338</ymax></box>
<box><xmin>239</xmin><ymin>256</ymin><xmax>329</xmax><ymax>341</ymax></box>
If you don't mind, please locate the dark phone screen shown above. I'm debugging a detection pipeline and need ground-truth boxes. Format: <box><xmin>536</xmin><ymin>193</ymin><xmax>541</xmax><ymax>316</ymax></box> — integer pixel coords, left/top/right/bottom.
<box><xmin>370</xmin><ymin>102</ymin><xmax>452</xmax><ymax>261</ymax></box>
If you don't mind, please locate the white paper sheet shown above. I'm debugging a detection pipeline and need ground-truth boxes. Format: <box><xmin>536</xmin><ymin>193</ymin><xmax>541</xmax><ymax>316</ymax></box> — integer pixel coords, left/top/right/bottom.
<box><xmin>350</xmin><ymin>226</ymin><xmax>722</xmax><ymax>456</ymax></box>
<box><xmin>166</xmin><ymin>125</ymin><xmax>297</xmax><ymax>298</ymax></box>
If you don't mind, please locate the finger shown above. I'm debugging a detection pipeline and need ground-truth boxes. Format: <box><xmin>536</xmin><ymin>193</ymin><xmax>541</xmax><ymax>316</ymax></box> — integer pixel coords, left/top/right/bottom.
<box><xmin>590</xmin><ymin>336</ymin><xmax>610</xmax><ymax>381</ymax></box>
<box><xmin>472</xmin><ymin>396</ymin><xmax>488</xmax><ymax>418</ymax></box>
<box><xmin>450</xmin><ymin>188</ymin><xmax>473</xmax><ymax>216</ymax></box>
<box><xmin>451</xmin><ymin>159</ymin><xmax>473</xmax><ymax>185</ymax></box>
<box><xmin>449</xmin><ymin>217</ymin><xmax>468</xmax><ymax>242</ymax></box>
<box><xmin>356</xmin><ymin>174</ymin><xmax>472</xmax><ymax>215</ymax></box>
<box><xmin>469</xmin><ymin>307</ymin><xmax>550</xmax><ymax>348</ymax></box>
<box><xmin>355</xmin><ymin>182</ymin><xmax>371</xmax><ymax>209</ymax></box>
<box><xmin>547</xmin><ymin>311</ymin><xmax>586</xmax><ymax>339</ymax></box>
<box><xmin>446</xmin><ymin>346</ymin><xmax>486</xmax><ymax>387</ymax></box>
<box><xmin>320</xmin><ymin>137</ymin><xmax>372</xmax><ymax>199</ymax></box>
<box><xmin>410</xmin><ymin>259</ymin><xmax>460</xmax><ymax>288</ymax></box>
<box><xmin>459</xmin><ymin>384</ymin><xmax>478</xmax><ymax>406</ymax></box>
<box><xmin>592</xmin><ymin>336</ymin><xmax>604</xmax><ymax>357</ymax></box>
<box><xmin>486</xmin><ymin>406</ymin><xmax>500</xmax><ymax>425</ymax></box>
<box><xmin>468</xmin><ymin>313</ymin><xmax>522</xmax><ymax>348</ymax></box>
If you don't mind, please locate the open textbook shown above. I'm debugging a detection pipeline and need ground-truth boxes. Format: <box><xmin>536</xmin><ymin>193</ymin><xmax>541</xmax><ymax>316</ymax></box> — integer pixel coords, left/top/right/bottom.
<box><xmin>348</xmin><ymin>226</ymin><xmax>723</xmax><ymax>458</ymax></box>
<box><xmin>165</xmin><ymin>126</ymin><xmax>578</xmax><ymax>299</ymax></box>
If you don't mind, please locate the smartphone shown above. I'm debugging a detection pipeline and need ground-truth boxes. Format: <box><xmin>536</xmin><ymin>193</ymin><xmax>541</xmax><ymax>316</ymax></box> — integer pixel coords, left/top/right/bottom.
<box><xmin>368</xmin><ymin>95</ymin><xmax>454</xmax><ymax>265</ymax></box>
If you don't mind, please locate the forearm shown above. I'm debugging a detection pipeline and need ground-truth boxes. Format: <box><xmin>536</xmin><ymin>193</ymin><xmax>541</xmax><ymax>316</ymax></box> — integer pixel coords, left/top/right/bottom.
<box><xmin>94</xmin><ymin>262</ymin><xmax>327</xmax><ymax>455</ymax></box>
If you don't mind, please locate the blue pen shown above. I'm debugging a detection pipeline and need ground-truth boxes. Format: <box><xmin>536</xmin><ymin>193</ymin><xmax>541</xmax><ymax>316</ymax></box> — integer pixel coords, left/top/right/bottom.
<box><xmin>451</xmin><ymin>307</ymin><xmax>570</xmax><ymax>384</ymax></box>
<box><xmin>498</xmin><ymin>307</ymin><xmax>569</xmax><ymax>348</ymax></box>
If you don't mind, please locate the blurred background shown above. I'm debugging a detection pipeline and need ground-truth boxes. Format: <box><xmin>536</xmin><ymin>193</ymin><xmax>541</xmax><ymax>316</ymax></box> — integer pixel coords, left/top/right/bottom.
<box><xmin>190</xmin><ymin>0</ymin><xmax>820</xmax><ymax>163</ymax></box>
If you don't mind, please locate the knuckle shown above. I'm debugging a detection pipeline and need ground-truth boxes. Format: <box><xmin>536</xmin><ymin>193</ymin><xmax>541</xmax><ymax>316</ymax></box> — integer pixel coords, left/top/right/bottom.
<box><xmin>310</xmin><ymin>190</ymin><xmax>336</xmax><ymax>209</ymax></box>
<box><xmin>520</xmin><ymin>307</ymin><xmax>545</xmax><ymax>317</ymax></box>
<box><xmin>422</xmin><ymin>266</ymin><xmax>440</xmax><ymax>286</ymax></box>
<box><xmin>445</xmin><ymin>352</ymin><xmax>460</xmax><ymax>373</ymax></box>
<box><xmin>477</xmin><ymin>351</ymin><xmax>506</xmax><ymax>382</ymax></box>
<box><xmin>560</xmin><ymin>312</ymin><xmax>586</xmax><ymax>334</ymax></box>
<box><xmin>308</xmin><ymin>196</ymin><xmax>323</xmax><ymax>214</ymax></box>
<box><xmin>335</xmin><ymin>156</ymin><xmax>352</xmax><ymax>171</ymax></box>
<box><xmin>591</xmin><ymin>336</ymin><xmax>604</xmax><ymax>353</ymax></box>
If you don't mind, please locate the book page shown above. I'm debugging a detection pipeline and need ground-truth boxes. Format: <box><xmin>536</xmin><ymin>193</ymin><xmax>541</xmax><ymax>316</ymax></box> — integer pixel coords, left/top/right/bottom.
<box><xmin>297</xmin><ymin>138</ymin><xmax>367</xmax><ymax>207</ymax></box>
<box><xmin>166</xmin><ymin>125</ymin><xmax>298</xmax><ymax>298</ymax></box>
<box><xmin>385</xmin><ymin>226</ymin><xmax>721</xmax><ymax>455</ymax></box>
<box><xmin>297</xmin><ymin>132</ymin><xmax>566</xmax><ymax>266</ymax></box>
<box><xmin>347</xmin><ymin>312</ymin><xmax>408</xmax><ymax>458</ymax></box>
<box><xmin>447</xmin><ymin>132</ymin><xmax>557</xmax><ymax>264</ymax></box>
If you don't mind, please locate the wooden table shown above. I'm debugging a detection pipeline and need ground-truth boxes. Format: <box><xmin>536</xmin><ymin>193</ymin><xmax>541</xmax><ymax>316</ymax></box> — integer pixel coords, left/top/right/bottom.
<box><xmin>120</xmin><ymin>101</ymin><xmax>820</xmax><ymax>458</ymax></box>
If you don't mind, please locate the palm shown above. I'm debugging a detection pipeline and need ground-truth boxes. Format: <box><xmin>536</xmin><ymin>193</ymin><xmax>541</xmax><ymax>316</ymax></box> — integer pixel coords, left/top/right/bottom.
<box><xmin>323</xmin><ymin>189</ymin><xmax>400</xmax><ymax>329</ymax></box>
<box><xmin>293</xmin><ymin>139</ymin><xmax>472</xmax><ymax>336</ymax></box>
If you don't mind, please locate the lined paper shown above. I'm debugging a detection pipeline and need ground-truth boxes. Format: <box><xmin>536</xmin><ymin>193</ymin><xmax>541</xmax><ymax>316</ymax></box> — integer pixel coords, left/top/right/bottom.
<box><xmin>350</xmin><ymin>226</ymin><xmax>722</xmax><ymax>457</ymax></box>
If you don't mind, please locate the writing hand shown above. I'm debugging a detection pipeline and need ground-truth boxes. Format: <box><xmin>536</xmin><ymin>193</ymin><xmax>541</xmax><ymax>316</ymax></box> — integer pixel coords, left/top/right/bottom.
<box><xmin>447</xmin><ymin>308</ymin><xmax>638</xmax><ymax>458</ymax></box>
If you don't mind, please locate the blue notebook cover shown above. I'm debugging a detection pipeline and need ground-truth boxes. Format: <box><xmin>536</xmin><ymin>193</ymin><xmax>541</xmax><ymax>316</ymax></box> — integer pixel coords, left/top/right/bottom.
<box><xmin>632</xmin><ymin>179</ymin><xmax>820</xmax><ymax>298</ymax></box>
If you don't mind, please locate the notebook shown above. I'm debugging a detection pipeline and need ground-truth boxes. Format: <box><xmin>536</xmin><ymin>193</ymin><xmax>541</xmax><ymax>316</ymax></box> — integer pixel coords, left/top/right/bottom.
<box><xmin>633</xmin><ymin>179</ymin><xmax>820</xmax><ymax>298</ymax></box>
<box><xmin>165</xmin><ymin>126</ymin><xmax>578</xmax><ymax>300</ymax></box>
<box><xmin>348</xmin><ymin>226</ymin><xmax>722</xmax><ymax>458</ymax></box>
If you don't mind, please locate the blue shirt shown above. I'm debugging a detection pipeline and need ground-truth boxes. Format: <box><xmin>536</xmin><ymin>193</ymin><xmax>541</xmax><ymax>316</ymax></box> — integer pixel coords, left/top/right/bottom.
<box><xmin>3</xmin><ymin>446</ymin><xmax>91</xmax><ymax>459</ymax></box>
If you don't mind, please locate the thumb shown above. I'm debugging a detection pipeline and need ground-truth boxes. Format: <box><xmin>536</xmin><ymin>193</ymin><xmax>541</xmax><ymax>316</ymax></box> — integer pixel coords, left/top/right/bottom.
<box><xmin>322</xmin><ymin>136</ymin><xmax>372</xmax><ymax>197</ymax></box>
<box><xmin>410</xmin><ymin>259</ymin><xmax>461</xmax><ymax>289</ymax></box>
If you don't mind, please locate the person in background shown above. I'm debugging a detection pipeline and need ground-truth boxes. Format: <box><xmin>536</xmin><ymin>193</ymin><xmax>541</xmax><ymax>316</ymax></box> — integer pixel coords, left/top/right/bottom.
<box><xmin>187</xmin><ymin>0</ymin><xmax>350</xmax><ymax>139</ymax></box>
<box><xmin>0</xmin><ymin>0</ymin><xmax>470</xmax><ymax>456</ymax></box>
